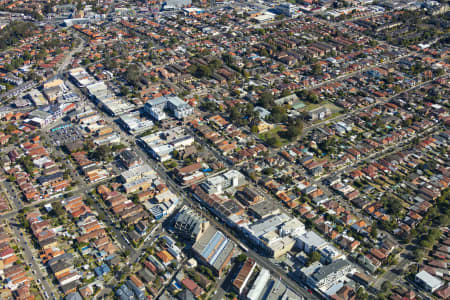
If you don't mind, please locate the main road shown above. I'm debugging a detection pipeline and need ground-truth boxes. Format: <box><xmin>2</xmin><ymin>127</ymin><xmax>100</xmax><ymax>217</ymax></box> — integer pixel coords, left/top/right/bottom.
<box><xmin>131</xmin><ymin>144</ymin><xmax>317</xmax><ymax>299</ymax></box>
<box><xmin>82</xmin><ymin>99</ymin><xmax>316</xmax><ymax>299</ymax></box>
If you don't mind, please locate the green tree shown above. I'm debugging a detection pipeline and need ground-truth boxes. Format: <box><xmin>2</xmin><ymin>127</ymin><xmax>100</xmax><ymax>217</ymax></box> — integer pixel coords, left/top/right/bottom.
<box><xmin>111</xmin><ymin>144</ymin><xmax>126</xmax><ymax>152</ymax></box>
<box><xmin>270</xmin><ymin>106</ymin><xmax>288</xmax><ymax>123</ymax></box>
<box><xmin>236</xmin><ymin>254</ymin><xmax>247</xmax><ymax>263</ymax></box>
<box><xmin>284</xmin><ymin>119</ymin><xmax>303</xmax><ymax>141</ymax></box>
<box><xmin>385</xmin><ymin>253</ymin><xmax>398</xmax><ymax>266</ymax></box>
<box><xmin>17</xmin><ymin>156</ymin><xmax>34</xmax><ymax>175</ymax></box>
<box><xmin>126</xmin><ymin>64</ymin><xmax>140</xmax><ymax>86</ymax></box>
<box><xmin>250</xmin><ymin>125</ymin><xmax>258</xmax><ymax>134</ymax></box>
<box><xmin>199</xmin><ymin>265</ymin><xmax>214</xmax><ymax>281</ymax></box>
<box><xmin>51</xmin><ymin>202</ymin><xmax>65</xmax><ymax>217</ymax></box>
<box><xmin>260</xmin><ymin>48</ymin><xmax>269</xmax><ymax>57</ymax></box>
<box><xmin>381</xmin><ymin>280</ymin><xmax>392</xmax><ymax>292</ymax></box>
<box><xmin>5</xmin><ymin>124</ymin><xmax>17</xmax><ymax>134</ymax></box>
<box><xmin>266</xmin><ymin>136</ymin><xmax>282</xmax><ymax>148</ymax></box>
<box><xmin>311</xmin><ymin>63</ymin><xmax>323</xmax><ymax>75</ymax></box>
<box><xmin>413</xmin><ymin>248</ymin><xmax>424</xmax><ymax>263</ymax></box>
<box><xmin>200</xmin><ymin>101</ymin><xmax>217</xmax><ymax>112</ymax></box>
<box><xmin>281</xmin><ymin>89</ymin><xmax>291</xmax><ymax>97</ymax></box>
<box><xmin>259</xmin><ymin>91</ymin><xmax>274</xmax><ymax>108</ymax></box>
<box><xmin>0</xmin><ymin>21</ymin><xmax>36</xmax><ymax>51</ymax></box>
<box><xmin>307</xmin><ymin>251</ymin><xmax>321</xmax><ymax>265</ymax></box>
<box><xmin>222</xmin><ymin>53</ymin><xmax>233</xmax><ymax>65</ymax></box>
<box><xmin>370</xmin><ymin>225</ymin><xmax>378</xmax><ymax>238</ymax></box>
<box><xmin>120</xmin><ymin>86</ymin><xmax>129</xmax><ymax>96</ymax></box>
<box><xmin>378</xmin><ymin>294</ymin><xmax>387</xmax><ymax>300</ymax></box>
<box><xmin>382</xmin><ymin>197</ymin><xmax>402</xmax><ymax>217</ymax></box>
<box><xmin>196</xmin><ymin>64</ymin><xmax>212</xmax><ymax>77</ymax></box>
<box><xmin>229</xmin><ymin>106</ymin><xmax>241</xmax><ymax>121</ymax></box>
<box><xmin>356</xmin><ymin>287</ymin><xmax>368</xmax><ymax>300</ymax></box>
<box><xmin>438</xmin><ymin>214</ymin><xmax>448</xmax><ymax>227</ymax></box>
<box><xmin>263</xmin><ymin>168</ymin><xmax>275</xmax><ymax>175</ymax></box>
<box><xmin>90</xmin><ymin>145</ymin><xmax>113</xmax><ymax>162</ymax></box>
<box><xmin>297</xmin><ymin>89</ymin><xmax>319</xmax><ymax>104</ymax></box>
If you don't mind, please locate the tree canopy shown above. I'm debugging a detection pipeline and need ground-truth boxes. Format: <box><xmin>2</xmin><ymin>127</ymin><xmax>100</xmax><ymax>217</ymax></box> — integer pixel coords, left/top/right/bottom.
<box><xmin>0</xmin><ymin>21</ymin><xmax>36</xmax><ymax>51</ymax></box>
<box><xmin>258</xmin><ymin>91</ymin><xmax>274</xmax><ymax>109</ymax></box>
<box><xmin>284</xmin><ymin>119</ymin><xmax>304</xmax><ymax>141</ymax></box>
<box><xmin>125</xmin><ymin>64</ymin><xmax>141</xmax><ymax>87</ymax></box>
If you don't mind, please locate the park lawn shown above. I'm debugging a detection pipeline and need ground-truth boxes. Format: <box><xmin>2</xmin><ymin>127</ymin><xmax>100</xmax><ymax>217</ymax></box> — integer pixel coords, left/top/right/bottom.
<box><xmin>304</xmin><ymin>102</ymin><xmax>323</xmax><ymax>111</ymax></box>
<box><xmin>303</xmin><ymin>100</ymin><xmax>341</xmax><ymax>112</ymax></box>
<box><xmin>302</xmin><ymin>101</ymin><xmax>344</xmax><ymax>124</ymax></box>
<box><xmin>324</xmin><ymin>102</ymin><xmax>343</xmax><ymax>113</ymax></box>
<box><xmin>258</xmin><ymin>126</ymin><xmax>289</xmax><ymax>146</ymax></box>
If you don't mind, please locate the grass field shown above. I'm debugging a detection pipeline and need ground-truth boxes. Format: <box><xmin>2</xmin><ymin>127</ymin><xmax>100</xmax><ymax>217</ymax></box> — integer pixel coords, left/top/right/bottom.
<box><xmin>258</xmin><ymin>126</ymin><xmax>289</xmax><ymax>146</ymax></box>
<box><xmin>303</xmin><ymin>101</ymin><xmax>342</xmax><ymax>114</ymax></box>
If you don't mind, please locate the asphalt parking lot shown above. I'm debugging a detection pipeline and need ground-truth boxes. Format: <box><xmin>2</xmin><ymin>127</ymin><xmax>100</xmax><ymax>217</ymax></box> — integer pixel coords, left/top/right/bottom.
<box><xmin>48</xmin><ymin>124</ymin><xmax>84</xmax><ymax>147</ymax></box>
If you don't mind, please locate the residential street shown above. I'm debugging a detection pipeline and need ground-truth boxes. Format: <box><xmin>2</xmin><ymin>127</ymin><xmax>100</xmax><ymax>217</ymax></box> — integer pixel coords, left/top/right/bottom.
<box><xmin>10</xmin><ymin>219</ymin><xmax>55</xmax><ymax>299</ymax></box>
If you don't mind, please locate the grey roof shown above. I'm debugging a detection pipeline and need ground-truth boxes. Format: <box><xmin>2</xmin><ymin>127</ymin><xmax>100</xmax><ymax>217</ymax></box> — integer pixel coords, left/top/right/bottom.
<box><xmin>192</xmin><ymin>226</ymin><xmax>234</xmax><ymax>272</ymax></box>
<box><xmin>37</xmin><ymin>172</ymin><xmax>64</xmax><ymax>185</ymax></box>
<box><xmin>265</xmin><ymin>278</ymin><xmax>301</xmax><ymax>300</ymax></box>
<box><xmin>65</xmin><ymin>292</ymin><xmax>83</xmax><ymax>300</ymax></box>
<box><xmin>47</xmin><ymin>252</ymin><xmax>73</xmax><ymax>266</ymax></box>
<box><xmin>28</xmin><ymin>109</ymin><xmax>52</xmax><ymax>119</ymax></box>
<box><xmin>138</xmin><ymin>268</ymin><xmax>155</xmax><ymax>283</ymax></box>
<box><xmin>249</xmin><ymin>200</ymin><xmax>280</xmax><ymax>218</ymax></box>
<box><xmin>298</xmin><ymin>231</ymin><xmax>327</xmax><ymax>249</ymax></box>
<box><xmin>248</xmin><ymin>214</ymin><xmax>290</xmax><ymax>237</ymax></box>
<box><xmin>166</xmin><ymin>95</ymin><xmax>188</xmax><ymax>107</ymax></box>
<box><xmin>145</xmin><ymin>96</ymin><xmax>168</xmax><ymax>107</ymax></box>
<box><xmin>177</xmin><ymin>289</ymin><xmax>196</xmax><ymax>300</ymax></box>
<box><xmin>145</xmin><ymin>95</ymin><xmax>187</xmax><ymax>108</ymax></box>
<box><xmin>266</xmin><ymin>279</ymin><xmax>286</xmax><ymax>300</ymax></box>
<box><xmin>60</xmin><ymin>281</ymin><xmax>80</xmax><ymax>294</ymax></box>
<box><xmin>49</xmin><ymin>260</ymin><xmax>72</xmax><ymax>273</ymax></box>
<box><xmin>119</xmin><ymin>149</ymin><xmax>139</xmax><ymax>163</ymax></box>
<box><xmin>174</xmin><ymin>206</ymin><xmax>208</xmax><ymax>239</ymax></box>
<box><xmin>311</xmin><ymin>259</ymin><xmax>351</xmax><ymax>282</ymax></box>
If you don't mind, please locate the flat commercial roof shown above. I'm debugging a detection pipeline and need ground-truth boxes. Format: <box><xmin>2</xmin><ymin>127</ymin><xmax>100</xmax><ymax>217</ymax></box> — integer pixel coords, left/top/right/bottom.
<box><xmin>193</xmin><ymin>226</ymin><xmax>234</xmax><ymax>272</ymax></box>
<box><xmin>416</xmin><ymin>270</ymin><xmax>443</xmax><ymax>290</ymax></box>
<box><xmin>298</xmin><ymin>231</ymin><xmax>327</xmax><ymax>248</ymax></box>
<box><xmin>249</xmin><ymin>200</ymin><xmax>280</xmax><ymax>218</ymax></box>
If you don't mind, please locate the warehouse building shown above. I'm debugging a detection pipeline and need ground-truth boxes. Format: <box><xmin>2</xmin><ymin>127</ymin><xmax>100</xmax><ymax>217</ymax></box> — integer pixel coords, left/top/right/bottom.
<box><xmin>192</xmin><ymin>226</ymin><xmax>234</xmax><ymax>276</ymax></box>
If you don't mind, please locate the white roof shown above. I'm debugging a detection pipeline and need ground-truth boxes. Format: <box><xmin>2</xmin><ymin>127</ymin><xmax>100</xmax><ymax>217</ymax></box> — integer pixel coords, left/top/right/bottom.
<box><xmin>86</xmin><ymin>81</ymin><xmax>108</xmax><ymax>94</ymax></box>
<box><xmin>247</xmin><ymin>268</ymin><xmax>270</xmax><ymax>300</ymax></box>
<box><xmin>121</xmin><ymin>164</ymin><xmax>155</xmax><ymax>181</ymax></box>
<box><xmin>183</xmin><ymin>7</ymin><xmax>204</xmax><ymax>12</ymax></box>
<box><xmin>249</xmin><ymin>214</ymin><xmax>290</xmax><ymax>237</ymax></box>
<box><xmin>269</xmin><ymin>236</ymin><xmax>295</xmax><ymax>251</ymax></box>
<box><xmin>416</xmin><ymin>270</ymin><xmax>443</xmax><ymax>290</ymax></box>
<box><xmin>298</xmin><ymin>231</ymin><xmax>327</xmax><ymax>248</ymax></box>
<box><xmin>280</xmin><ymin>218</ymin><xmax>305</xmax><ymax>234</ymax></box>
